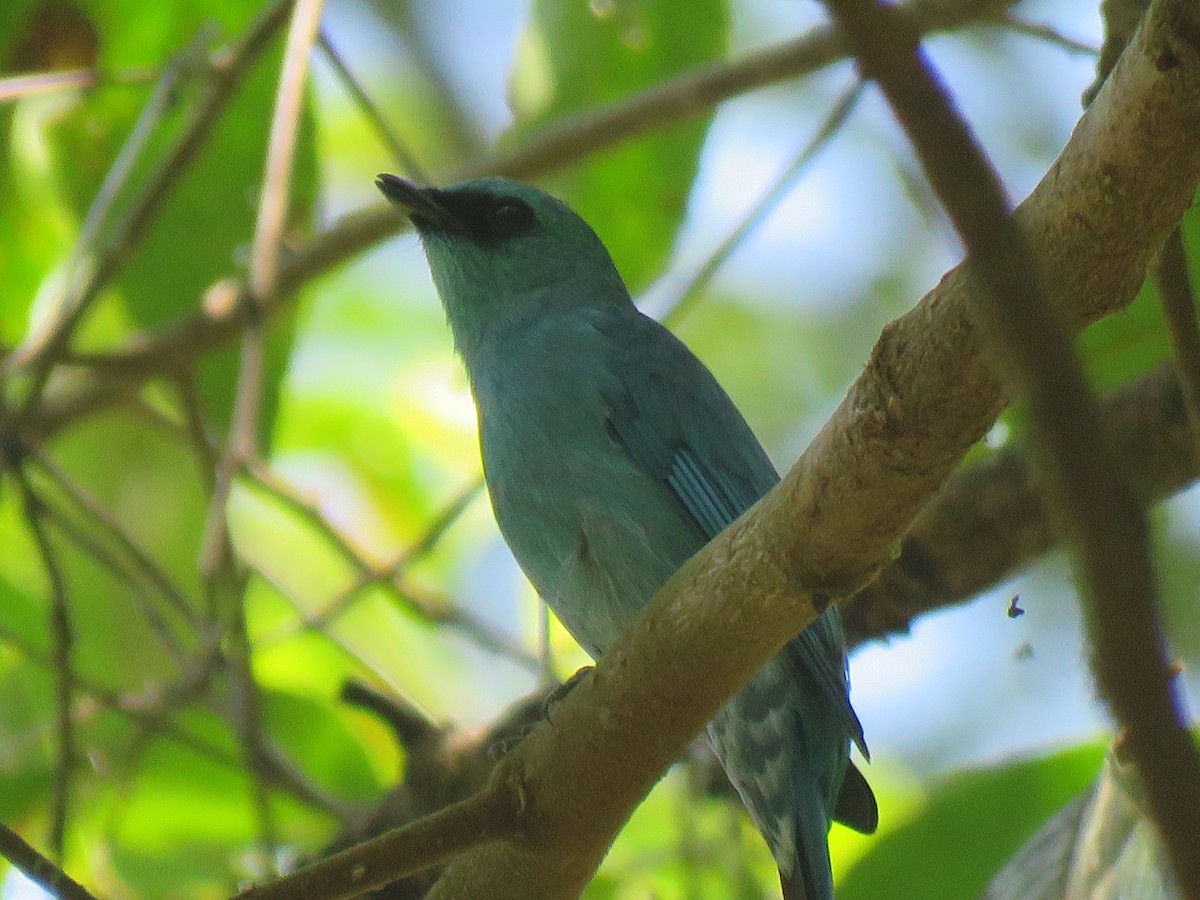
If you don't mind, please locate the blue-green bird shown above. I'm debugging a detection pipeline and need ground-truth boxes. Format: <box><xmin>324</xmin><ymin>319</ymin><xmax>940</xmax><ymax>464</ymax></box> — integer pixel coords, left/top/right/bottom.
<box><xmin>377</xmin><ymin>173</ymin><xmax>877</xmax><ymax>899</ymax></box>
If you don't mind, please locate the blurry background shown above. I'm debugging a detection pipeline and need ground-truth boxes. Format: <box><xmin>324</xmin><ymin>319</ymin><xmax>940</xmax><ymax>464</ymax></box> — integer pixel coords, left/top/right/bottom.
<box><xmin>1</xmin><ymin>0</ymin><xmax>1195</xmax><ymax>896</ymax></box>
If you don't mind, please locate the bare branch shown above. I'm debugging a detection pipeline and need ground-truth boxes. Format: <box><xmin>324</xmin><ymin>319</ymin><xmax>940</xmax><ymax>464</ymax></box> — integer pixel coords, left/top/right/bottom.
<box><xmin>0</xmin><ymin>64</ymin><xmax>156</xmax><ymax>103</ymax></box>
<box><xmin>283</xmin><ymin>475</ymin><xmax>481</xmax><ymax>629</ymax></box>
<box><xmin>13</xmin><ymin>474</ymin><xmax>75</xmax><ymax>859</ymax></box>
<box><xmin>844</xmin><ymin>362</ymin><xmax>1199</xmax><ymax>647</ymax></box>
<box><xmin>0</xmin><ymin>821</ymin><xmax>98</xmax><ymax>900</ymax></box>
<box><xmin>200</xmin><ymin>0</ymin><xmax>320</xmax><ymax>582</ymax></box>
<box><xmin>995</xmin><ymin>16</ymin><xmax>1100</xmax><ymax>56</ymax></box>
<box><xmin>316</xmin><ymin>29</ymin><xmax>428</xmax><ymax>182</ymax></box>
<box><xmin>199</xmin><ymin>0</ymin><xmax>326</xmax><ymax>868</ymax></box>
<box><xmin>120</xmin><ymin>390</ymin><xmax>531</xmax><ymax>670</ymax></box>
<box><xmin>234</xmin><ymin>785</ymin><xmax>522</xmax><ymax>900</ymax></box>
<box><xmin>4</xmin><ymin>0</ymin><xmax>296</xmax><ymax>421</ymax></box>
<box><xmin>73</xmin><ymin>27</ymin><xmax>215</xmax><ymax>263</ymax></box>
<box><xmin>823</xmin><ymin>0</ymin><xmax>1200</xmax><ymax>891</ymax></box>
<box><xmin>411</xmin><ymin>0</ymin><xmax>1200</xmax><ymax>893</ymax></box>
<box><xmin>250</xmin><ymin>0</ymin><xmax>323</xmax><ymax>304</ymax></box>
<box><xmin>32</xmin><ymin>487</ymin><xmax>191</xmax><ymax>666</ymax></box>
<box><xmin>1156</xmin><ymin>230</ymin><xmax>1200</xmax><ymax>453</ymax></box>
<box><xmin>480</xmin><ymin>0</ymin><xmax>1017</xmax><ymax>184</ymax></box>
<box><xmin>649</xmin><ymin>78</ymin><xmax>866</xmax><ymax>324</ymax></box>
<box><xmin>0</xmin><ymin>621</ymin><xmax>345</xmax><ymax>815</ymax></box>
<box><xmin>40</xmin><ymin>0</ymin><xmax>1015</xmax><ymax>394</ymax></box>
<box><xmin>26</xmin><ymin>444</ymin><xmax>200</xmax><ymax>627</ymax></box>
<box><xmin>236</xmin><ymin>459</ymin><xmax>529</xmax><ymax>666</ymax></box>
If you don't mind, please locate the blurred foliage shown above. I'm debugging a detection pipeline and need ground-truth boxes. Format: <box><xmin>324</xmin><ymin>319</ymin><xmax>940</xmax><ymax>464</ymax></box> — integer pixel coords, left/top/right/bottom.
<box><xmin>988</xmin><ymin>748</ymin><xmax>1182</xmax><ymax>900</ymax></box>
<box><xmin>0</xmin><ymin>0</ymin><xmax>1197</xmax><ymax>898</ymax></box>
<box><xmin>1079</xmin><ymin>206</ymin><xmax>1200</xmax><ymax>393</ymax></box>
<box><xmin>510</xmin><ymin>0</ymin><xmax>728</xmax><ymax>291</ymax></box>
<box><xmin>840</xmin><ymin>744</ymin><xmax>1106</xmax><ymax>900</ymax></box>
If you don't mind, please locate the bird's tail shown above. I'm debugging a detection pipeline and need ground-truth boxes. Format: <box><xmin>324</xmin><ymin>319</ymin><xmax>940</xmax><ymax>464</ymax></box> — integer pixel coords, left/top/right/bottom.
<box><xmin>779</xmin><ymin>777</ymin><xmax>835</xmax><ymax>900</ymax></box>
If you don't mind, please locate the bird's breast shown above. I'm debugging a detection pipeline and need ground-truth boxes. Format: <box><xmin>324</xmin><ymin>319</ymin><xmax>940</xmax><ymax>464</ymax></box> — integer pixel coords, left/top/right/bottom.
<box><xmin>474</xmin><ymin>363</ymin><xmax>701</xmax><ymax>656</ymax></box>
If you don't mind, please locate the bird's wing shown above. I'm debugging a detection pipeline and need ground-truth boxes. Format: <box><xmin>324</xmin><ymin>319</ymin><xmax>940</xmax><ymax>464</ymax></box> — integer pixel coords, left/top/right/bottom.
<box><xmin>598</xmin><ymin>312</ymin><xmax>866</xmax><ymax>755</ymax></box>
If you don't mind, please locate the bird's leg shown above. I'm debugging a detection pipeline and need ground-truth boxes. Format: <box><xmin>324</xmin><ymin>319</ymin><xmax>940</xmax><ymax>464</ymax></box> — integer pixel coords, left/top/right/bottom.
<box><xmin>542</xmin><ymin>665</ymin><xmax>594</xmax><ymax>720</ymax></box>
<box><xmin>487</xmin><ymin>666</ymin><xmax>595</xmax><ymax>759</ymax></box>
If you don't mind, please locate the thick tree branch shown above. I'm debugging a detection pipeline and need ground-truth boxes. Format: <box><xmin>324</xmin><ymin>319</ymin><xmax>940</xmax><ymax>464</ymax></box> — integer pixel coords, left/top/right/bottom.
<box><xmin>235</xmin><ymin>786</ymin><xmax>522</xmax><ymax>900</ymax></box>
<box><xmin>824</xmin><ymin>0</ymin><xmax>1200</xmax><ymax>892</ymax></box>
<box><xmin>843</xmin><ymin>361</ymin><xmax>1198</xmax><ymax>648</ymax></box>
<box><xmin>399</xmin><ymin>1</ymin><xmax>1200</xmax><ymax>897</ymax></box>
<box><xmin>223</xmin><ymin>363</ymin><xmax>1200</xmax><ymax>899</ymax></box>
<box><xmin>211</xmin><ymin>349</ymin><xmax>1200</xmax><ymax>896</ymax></box>
<box><xmin>233</xmin><ymin>0</ymin><xmax>1200</xmax><ymax>895</ymax></box>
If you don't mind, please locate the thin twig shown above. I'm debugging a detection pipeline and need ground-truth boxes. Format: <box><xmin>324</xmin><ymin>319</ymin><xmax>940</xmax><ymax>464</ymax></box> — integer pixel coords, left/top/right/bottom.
<box><xmin>994</xmin><ymin>16</ymin><xmax>1100</xmax><ymax>56</ymax></box>
<box><xmin>649</xmin><ymin>78</ymin><xmax>866</xmax><ymax>325</ymax></box>
<box><xmin>220</xmin><ymin>560</ymin><xmax>280</xmax><ymax>862</ymax></box>
<box><xmin>199</xmin><ymin>0</ymin><xmax>316</xmax><ymax>582</ymax></box>
<box><xmin>0</xmin><ymin>821</ymin><xmax>98</xmax><ymax>900</ymax></box>
<box><xmin>255</xmin><ymin>744</ymin><xmax>355</xmax><ymax>821</ymax></box>
<box><xmin>382</xmin><ymin>3</ymin><xmax>485</xmax><ymax>162</ymax></box>
<box><xmin>479</xmin><ymin>0</ymin><xmax>1018</xmax><ymax>184</ymax></box>
<box><xmin>25</xmin><ymin>444</ymin><xmax>200</xmax><ymax>627</ymax></box>
<box><xmin>205</xmin><ymin>0</ymin><xmax>325</xmax><ymax>868</ymax></box>
<box><xmin>0</xmin><ymin>65</ymin><xmax>157</xmax><ymax>103</ymax></box>
<box><xmin>74</xmin><ymin>26</ymin><xmax>216</xmax><ymax>265</ymax></box>
<box><xmin>822</xmin><ymin>0</ymin><xmax>1200</xmax><ymax>891</ymax></box>
<box><xmin>1156</xmin><ymin>229</ymin><xmax>1200</xmax><ymax>456</ymax></box>
<box><xmin>45</xmin><ymin>0</ymin><xmax>1014</xmax><ymax>392</ymax></box>
<box><xmin>235</xmin><ymin>784</ymin><xmax>521</xmax><ymax>900</ymax></box>
<box><xmin>289</xmin><ymin>475</ymin><xmax>482</xmax><ymax>630</ymax></box>
<box><xmin>250</xmin><ymin>0</ymin><xmax>323</xmax><ymax>304</ymax></box>
<box><xmin>249</xmin><ymin>469</ymin><xmax>535</xmax><ymax>669</ymax></box>
<box><xmin>0</xmin><ymin>620</ymin><xmax>348</xmax><ymax>818</ymax></box>
<box><xmin>175</xmin><ymin>373</ymin><xmax>221</xmax><ymax>487</ymax></box>
<box><xmin>0</xmin><ymin>620</ymin><xmax>223</xmax><ymax>759</ymax></box>
<box><xmin>4</xmin><ymin>0</ymin><xmax>295</xmax><ymax>423</ymax></box>
<box><xmin>316</xmin><ymin>29</ymin><xmax>428</xmax><ymax>182</ymax></box>
<box><xmin>118</xmin><ymin>390</ymin><xmax>531</xmax><ymax>668</ymax></box>
<box><xmin>33</xmin><ymin>487</ymin><xmax>191</xmax><ymax>666</ymax></box>
<box><xmin>13</xmin><ymin>474</ymin><xmax>75</xmax><ymax>860</ymax></box>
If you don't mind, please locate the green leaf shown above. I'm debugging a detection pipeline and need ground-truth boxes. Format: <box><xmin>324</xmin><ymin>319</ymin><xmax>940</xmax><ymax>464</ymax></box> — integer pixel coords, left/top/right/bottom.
<box><xmin>0</xmin><ymin>656</ymin><xmax>54</xmax><ymax>823</ymax></box>
<box><xmin>261</xmin><ymin>690</ymin><xmax>382</xmax><ymax>801</ymax></box>
<box><xmin>1079</xmin><ymin>200</ymin><xmax>1200</xmax><ymax>394</ymax></box>
<box><xmin>989</xmin><ymin>749</ymin><xmax>1181</xmax><ymax>900</ymax></box>
<box><xmin>16</xmin><ymin>0</ymin><xmax>318</xmax><ymax>440</ymax></box>
<box><xmin>839</xmin><ymin>744</ymin><xmax>1106</xmax><ymax>900</ymax></box>
<box><xmin>510</xmin><ymin>0</ymin><xmax>729</xmax><ymax>290</ymax></box>
<box><xmin>107</xmin><ymin>739</ymin><xmax>264</xmax><ymax>896</ymax></box>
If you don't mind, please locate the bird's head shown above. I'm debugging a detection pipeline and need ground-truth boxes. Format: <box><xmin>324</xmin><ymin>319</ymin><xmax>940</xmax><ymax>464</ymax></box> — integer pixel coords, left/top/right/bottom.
<box><xmin>377</xmin><ymin>175</ymin><xmax>631</xmax><ymax>355</ymax></box>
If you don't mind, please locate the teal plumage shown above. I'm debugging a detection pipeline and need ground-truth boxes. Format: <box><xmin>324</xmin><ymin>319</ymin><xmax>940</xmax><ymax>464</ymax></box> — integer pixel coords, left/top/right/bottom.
<box><xmin>378</xmin><ymin>174</ymin><xmax>876</xmax><ymax>898</ymax></box>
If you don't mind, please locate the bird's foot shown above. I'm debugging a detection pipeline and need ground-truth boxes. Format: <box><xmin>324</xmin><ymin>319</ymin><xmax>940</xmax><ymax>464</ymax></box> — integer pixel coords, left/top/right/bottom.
<box><xmin>542</xmin><ymin>665</ymin><xmax>593</xmax><ymax>720</ymax></box>
<box><xmin>486</xmin><ymin>666</ymin><xmax>594</xmax><ymax>759</ymax></box>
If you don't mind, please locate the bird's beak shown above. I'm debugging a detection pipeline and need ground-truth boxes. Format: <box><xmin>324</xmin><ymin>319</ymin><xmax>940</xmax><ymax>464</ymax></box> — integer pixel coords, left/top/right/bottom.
<box><xmin>376</xmin><ymin>173</ymin><xmax>464</xmax><ymax>234</ymax></box>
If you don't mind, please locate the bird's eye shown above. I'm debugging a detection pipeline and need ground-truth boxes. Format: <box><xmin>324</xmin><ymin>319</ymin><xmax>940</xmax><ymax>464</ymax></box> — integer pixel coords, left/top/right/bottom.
<box><xmin>491</xmin><ymin>200</ymin><xmax>534</xmax><ymax>237</ymax></box>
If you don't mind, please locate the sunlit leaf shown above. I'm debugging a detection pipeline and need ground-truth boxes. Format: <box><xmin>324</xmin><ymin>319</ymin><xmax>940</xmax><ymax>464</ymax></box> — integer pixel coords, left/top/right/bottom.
<box><xmin>987</xmin><ymin>749</ymin><xmax>1181</xmax><ymax>900</ymax></box>
<box><xmin>510</xmin><ymin>0</ymin><xmax>730</xmax><ymax>290</ymax></box>
<box><xmin>839</xmin><ymin>744</ymin><xmax>1106</xmax><ymax>900</ymax></box>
